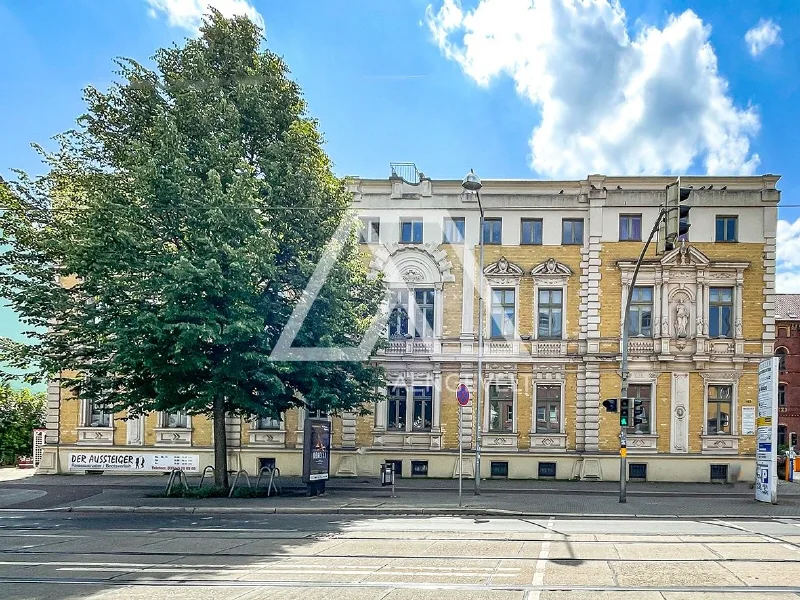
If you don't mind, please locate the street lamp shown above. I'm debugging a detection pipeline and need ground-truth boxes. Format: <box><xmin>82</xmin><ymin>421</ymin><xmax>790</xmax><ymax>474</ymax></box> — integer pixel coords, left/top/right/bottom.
<box><xmin>462</xmin><ymin>169</ymin><xmax>484</xmax><ymax>494</ymax></box>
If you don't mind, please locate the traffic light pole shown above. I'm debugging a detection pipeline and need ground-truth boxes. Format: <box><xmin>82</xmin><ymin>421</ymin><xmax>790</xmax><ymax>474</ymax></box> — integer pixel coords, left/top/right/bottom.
<box><xmin>619</xmin><ymin>207</ymin><xmax>667</xmax><ymax>503</ymax></box>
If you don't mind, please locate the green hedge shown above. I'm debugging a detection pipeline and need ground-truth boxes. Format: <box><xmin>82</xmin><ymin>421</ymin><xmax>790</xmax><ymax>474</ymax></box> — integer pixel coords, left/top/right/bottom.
<box><xmin>0</xmin><ymin>385</ymin><xmax>45</xmax><ymax>465</ymax></box>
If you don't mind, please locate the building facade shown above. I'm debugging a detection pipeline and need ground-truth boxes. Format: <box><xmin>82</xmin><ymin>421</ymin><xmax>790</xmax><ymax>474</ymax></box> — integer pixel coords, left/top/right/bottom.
<box><xmin>39</xmin><ymin>170</ymin><xmax>781</xmax><ymax>483</ymax></box>
<box><xmin>775</xmin><ymin>295</ymin><xmax>800</xmax><ymax>451</ymax></box>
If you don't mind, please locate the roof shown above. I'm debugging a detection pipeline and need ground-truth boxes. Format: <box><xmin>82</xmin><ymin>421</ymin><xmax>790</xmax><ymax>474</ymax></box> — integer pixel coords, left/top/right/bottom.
<box><xmin>775</xmin><ymin>295</ymin><xmax>800</xmax><ymax>320</ymax></box>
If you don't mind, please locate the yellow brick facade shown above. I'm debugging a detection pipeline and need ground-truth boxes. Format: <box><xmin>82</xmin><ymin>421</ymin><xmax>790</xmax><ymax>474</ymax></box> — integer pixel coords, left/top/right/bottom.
<box><xmin>41</xmin><ymin>173</ymin><xmax>780</xmax><ymax>483</ymax></box>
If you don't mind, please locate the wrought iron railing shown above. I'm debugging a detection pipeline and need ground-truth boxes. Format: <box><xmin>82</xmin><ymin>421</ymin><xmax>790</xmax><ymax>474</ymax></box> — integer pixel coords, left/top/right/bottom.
<box><xmin>390</xmin><ymin>162</ymin><xmax>420</xmax><ymax>184</ymax></box>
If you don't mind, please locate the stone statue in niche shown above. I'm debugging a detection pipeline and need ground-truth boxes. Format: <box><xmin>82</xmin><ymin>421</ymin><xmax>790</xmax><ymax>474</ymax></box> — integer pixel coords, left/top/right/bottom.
<box><xmin>675</xmin><ymin>300</ymin><xmax>689</xmax><ymax>338</ymax></box>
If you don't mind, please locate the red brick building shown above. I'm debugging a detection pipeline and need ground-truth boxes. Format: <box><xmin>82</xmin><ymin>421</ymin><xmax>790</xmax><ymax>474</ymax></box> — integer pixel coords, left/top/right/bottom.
<box><xmin>775</xmin><ymin>295</ymin><xmax>800</xmax><ymax>451</ymax></box>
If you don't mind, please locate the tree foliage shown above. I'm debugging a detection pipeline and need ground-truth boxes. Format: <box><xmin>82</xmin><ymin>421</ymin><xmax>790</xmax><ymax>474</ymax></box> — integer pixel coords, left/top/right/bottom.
<box><xmin>0</xmin><ymin>11</ymin><xmax>385</xmax><ymax>485</ymax></box>
<box><xmin>0</xmin><ymin>386</ymin><xmax>46</xmax><ymax>464</ymax></box>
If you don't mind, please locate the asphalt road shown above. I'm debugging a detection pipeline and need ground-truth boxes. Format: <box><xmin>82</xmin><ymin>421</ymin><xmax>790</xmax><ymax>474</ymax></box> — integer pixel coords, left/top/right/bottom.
<box><xmin>1</xmin><ymin>511</ymin><xmax>800</xmax><ymax>599</ymax></box>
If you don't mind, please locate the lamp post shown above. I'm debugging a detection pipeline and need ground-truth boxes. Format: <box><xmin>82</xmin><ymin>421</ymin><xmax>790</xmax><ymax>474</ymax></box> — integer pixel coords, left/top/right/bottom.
<box><xmin>462</xmin><ymin>169</ymin><xmax>484</xmax><ymax>494</ymax></box>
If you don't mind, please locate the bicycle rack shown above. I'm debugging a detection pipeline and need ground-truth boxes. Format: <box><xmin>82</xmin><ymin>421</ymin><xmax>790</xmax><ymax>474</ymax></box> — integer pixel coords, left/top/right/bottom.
<box><xmin>197</xmin><ymin>466</ymin><xmax>215</xmax><ymax>489</ymax></box>
<box><xmin>228</xmin><ymin>469</ymin><xmax>252</xmax><ymax>498</ymax></box>
<box><xmin>165</xmin><ymin>469</ymin><xmax>189</xmax><ymax>496</ymax></box>
<box><xmin>256</xmin><ymin>466</ymin><xmax>282</xmax><ymax>497</ymax></box>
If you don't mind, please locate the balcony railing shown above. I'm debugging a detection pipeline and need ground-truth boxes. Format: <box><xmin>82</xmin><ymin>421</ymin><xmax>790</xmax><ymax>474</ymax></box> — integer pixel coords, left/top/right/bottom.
<box><xmin>389</xmin><ymin>162</ymin><xmax>420</xmax><ymax>184</ymax></box>
<box><xmin>382</xmin><ymin>338</ymin><xmax>438</xmax><ymax>355</ymax></box>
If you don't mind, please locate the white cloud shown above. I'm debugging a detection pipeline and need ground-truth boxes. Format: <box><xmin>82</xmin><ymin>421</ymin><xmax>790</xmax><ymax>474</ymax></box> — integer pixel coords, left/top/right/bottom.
<box><xmin>146</xmin><ymin>0</ymin><xmax>264</xmax><ymax>33</ymax></box>
<box><xmin>425</xmin><ymin>0</ymin><xmax>760</xmax><ymax>178</ymax></box>
<box><xmin>745</xmin><ymin>18</ymin><xmax>782</xmax><ymax>57</ymax></box>
<box><xmin>776</xmin><ymin>217</ymin><xmax>800</xmax><ymax>292</ymax></box>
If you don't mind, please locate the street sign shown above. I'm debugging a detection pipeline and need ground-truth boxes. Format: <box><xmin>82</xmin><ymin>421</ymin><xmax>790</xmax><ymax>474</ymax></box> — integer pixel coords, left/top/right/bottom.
<box><xmin>756</xmin><ymin>358</ymin><xmax>778</xmax><ymax>504</ymax></box>
<box><xmin>457</xmin><ymin>383</ymin><xmax>470</xmax><ymax>407</ymax></box>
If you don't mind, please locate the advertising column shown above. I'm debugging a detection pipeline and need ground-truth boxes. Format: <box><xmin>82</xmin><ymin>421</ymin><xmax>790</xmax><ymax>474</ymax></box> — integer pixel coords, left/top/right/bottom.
<box><xmin>302</xmin><ymin>417</ymin><xmax>332</xmax><ymax>496</ymax></box>
<box><xmin>756</xmin><ymin>357</ymin><xmax>779</xmax><ymax>504</ymax></box>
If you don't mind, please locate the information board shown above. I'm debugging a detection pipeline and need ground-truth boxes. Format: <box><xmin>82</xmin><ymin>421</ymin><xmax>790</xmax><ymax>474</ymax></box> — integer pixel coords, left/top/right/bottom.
<box><xmin>302</xmin><ymin>418</ymin><xmax>332</xmax><ymax>483</ymax></box>
<box><xmin>741</xmin><ymin>406</ymin><xmax>756</xmax><ymax>436</ymax></box>
<box><xmin>755</xmin><ymin>357</ymin><xmax>779</xmax><ymax>504</ymax></box>
<box><xmin>69</xmin><ymin>452</ymin><xmax>199</xmax><ymax>472</ymax></box>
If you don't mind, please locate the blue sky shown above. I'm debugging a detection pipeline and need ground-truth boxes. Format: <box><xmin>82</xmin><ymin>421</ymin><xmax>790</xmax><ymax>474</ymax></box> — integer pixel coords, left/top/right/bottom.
<box><xmin>1</xmin><ymin>0</ymin><xmax>799</xmax><ymax>374</ymax></box>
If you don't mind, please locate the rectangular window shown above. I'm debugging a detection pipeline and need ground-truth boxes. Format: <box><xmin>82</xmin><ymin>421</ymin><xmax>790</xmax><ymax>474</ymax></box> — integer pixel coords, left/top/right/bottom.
<box><xmin>619</xmin><ymin>214</ymin><xmax>642</xmax><ymax>241</ymax></box>
<box><xmin>537</xmin><ymin>289</ymin><xmax>563</xmax><ymax>339</ymax></box>
<box><xmin>388</xmin><ymin>289</ymin><xmax>409</xmax><ymax>338</ymax></box>
<box><xmin>535</xmin><ymin>385</ymin><xmax>561</xmax><ymax>433</ymax></box>
<box><xmin>164</xmin><ymin>411</ymin><xmax>188</xmax><ymax>428</ymax></box>
<box><xmin>412</xmin><ymin>386</ymin><xmax>433</xmax><ymax>431</ymax></box>
<box><xmin>709</xmin><ymin>287</ymin><xmax>734</xmax><ymax>338</ymax></box>
<box><xmin>521</xmin><ymin>218</ymin><xmax>543</xmax><ymax>245</ymax></box>
<box><xmin>629</xmin><ymin>463</ymin><xmax>647</xmax><ymax>480</ymax></box>
<box><xmin>411</xmin><ymin>460</ymin><xmax>428</xmax><ymax>476</ymax></box>
<box><xmin>538</xmin><ymin>462</ymin><xmax>557</xmax><ymax>478</ymax></box>
<box><xmin>488</xmin><ymin>385</ymin><xmax>514</xmax><ymax>433</ymax></box>
<box><xmin>491</xmin><ymin>461</ymin><xmax>509</xmax><ymax>478</ymax></box>
<box><xmin>413</xmin><ymin>289</ymin><xmax>435</xmax><ymax>338</ymax></box>
<box><xmin>628</xmin><ymin>287</ymin><xmax>653</xmax><ymax>337</ymax></box>
<box><xmin>400</xmin><ymin>220</ymin><xmax>423</xmax><ymax>244</ymax></box>
<box><xmin>257</xmin><ymin>415</ymin><xmax>280</xmax><ymax>430</ymax></box>
<box><xmin>387</xmin><ymin>387</ymin><xmax>407</xmax><ymax>431</ymax></box>
<box><xmin>715</xmin><ymin>216</ymin><xmax>738</xmax><ymax>242</ymax></box>
<box><xmin>627</xmin><ymin>384</ymin><xmax>652</xmax><ymax>435</ymax></box>
<box><xmin>562</xmin><ymin>219</ymin><xmax>584</xmax><ymax>245</ymax></box>
<box><xmin>490</xmin><ymin>289</ymin><xmax>516</xmax><ymax>338</ymax></box>
<box><xmin>483</xmin><ymin>218</ymin><xmax>502</xmax><ymax>244</ymax></box>
<box><xmin>88</xmin><ymin>400</ymin><xmax>111</xmax><ymax>427</ymax></box>
<box><xmin>707</xmin><ymin>384</ymin><xmax>732</xmax><ymax>435</ymax></box>
<box><xmin>443</xmin><ymin>217</ymin><xmax>465</xmax><ymax>244</ymax></box>
<box><xmin>307</xmin><ymin>408</ymin><xmax>328</xmax><ymax>419</ymax></box>
<box><xmin>779</xmin><ymin>385</ymin><xmax>786</xmax><ymax>406</ymax></box>
<box><xmin>359</xmin><ymin>219</ymin><xmax>380</xmax><ymax>243</ymax></box>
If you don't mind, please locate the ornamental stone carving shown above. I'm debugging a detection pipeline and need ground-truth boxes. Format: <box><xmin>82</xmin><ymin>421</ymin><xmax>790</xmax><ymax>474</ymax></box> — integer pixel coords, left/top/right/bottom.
<box><xmin>484</xmin><ymin>257</ymin><xmax>524</xmax><ymax>277</ymax></box>
<box><xmin>531</xmin><ymin>258</ymin><xmax>572</xmax><ymax>276</ymax></box>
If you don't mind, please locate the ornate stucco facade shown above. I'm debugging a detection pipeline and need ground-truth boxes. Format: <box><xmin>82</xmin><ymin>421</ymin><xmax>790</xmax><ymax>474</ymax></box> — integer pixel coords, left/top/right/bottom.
<box><xmin>40</xmin><ymin>172</ymin><xmax>780</xmax><ymax>482</ymax></box>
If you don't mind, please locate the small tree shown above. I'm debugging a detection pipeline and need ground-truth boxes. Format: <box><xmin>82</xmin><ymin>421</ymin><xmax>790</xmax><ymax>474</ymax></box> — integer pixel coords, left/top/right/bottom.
<box><xmin>0</xmin><ymin>11</ymin><xmax>385</xmax><ymax>487</ymax></box>
<box><xmin>0</xmin><ymin>386</ymin><xmax>46</xmax><ymax>465</ymax></box>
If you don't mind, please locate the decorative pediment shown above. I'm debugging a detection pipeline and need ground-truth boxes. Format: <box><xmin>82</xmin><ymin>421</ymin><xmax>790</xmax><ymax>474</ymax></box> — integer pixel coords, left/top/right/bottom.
<box><xmin>484</xmin><ymin>257</ymin><xmax>524</xmax><ymax>277</ymax></box>
<box><xmin>369</xmin><ymin>243</ymin><xmax>455</xmax><ymax>283</ymax></box>
<box><xmin>660</xmin><ymin>243</ymin><xmax>710</xmax><ymax>268</ymax></box>
<box><xmin>531</xmin><ymin>258</ymin><xmax>572</xmax><ymax>277</ymax></box>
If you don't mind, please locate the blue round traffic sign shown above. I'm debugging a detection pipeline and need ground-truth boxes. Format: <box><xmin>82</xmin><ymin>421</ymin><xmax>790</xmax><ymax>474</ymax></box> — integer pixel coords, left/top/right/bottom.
<box><xmin>456</xmin><ymin>384</ymin><xmax>470</xmax><ymax>406</ymax></box>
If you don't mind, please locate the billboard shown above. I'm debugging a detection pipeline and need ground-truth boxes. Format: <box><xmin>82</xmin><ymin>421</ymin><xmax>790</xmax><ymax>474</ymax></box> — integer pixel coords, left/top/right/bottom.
<box><xmin>69</xmin><ymin>452</ymin><xmax>199</xmax><ymax>472</ymax></box>
<box><xmin>302</xmin><ymin>418</ymin><xmax>332</xmax><ymax>483</ymax></box>
<box><xmin>755</xmin><ymin>357</ymin><xmax>779</xmax><ymax>503</ymax></box>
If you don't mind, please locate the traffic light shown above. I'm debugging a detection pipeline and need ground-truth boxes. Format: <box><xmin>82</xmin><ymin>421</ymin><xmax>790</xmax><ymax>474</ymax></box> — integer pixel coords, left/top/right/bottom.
<box><xmin>662</xmin><ymin>182</ymin><xmax>692</xmax><ymax>253</ymax></box>
<box><xmin>620</xmin><ymin>398</ymin><xmax>630</xmax><ymax>427</ymax></box>
<box><xmin>633</xmin><ymin>398</ymin><xmax>644</xmax><ymax>427</ymax></box>
<box><xmin>792</xmin><ymin>432</ymin><xmax>798</xmax><ymax>448</ymax></box>
<box><xmin>602</xmin><ymin>398</ymin><xmax>618</xmax><ymax>412</ymax></box>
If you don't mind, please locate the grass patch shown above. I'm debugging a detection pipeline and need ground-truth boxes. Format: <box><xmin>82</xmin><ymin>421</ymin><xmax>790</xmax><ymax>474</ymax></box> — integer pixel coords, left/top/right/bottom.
<box><xmin>148</xmin><ymin>485</ymin><xmax>278</xmax><ymax>499</ymax></box>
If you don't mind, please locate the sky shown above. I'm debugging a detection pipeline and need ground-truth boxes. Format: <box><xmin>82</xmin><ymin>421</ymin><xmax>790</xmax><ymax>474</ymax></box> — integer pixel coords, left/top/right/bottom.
<box><xmin>0</xmin><ymin>0</ymin><xmax>799</xmax><ymax>375</ymax></box>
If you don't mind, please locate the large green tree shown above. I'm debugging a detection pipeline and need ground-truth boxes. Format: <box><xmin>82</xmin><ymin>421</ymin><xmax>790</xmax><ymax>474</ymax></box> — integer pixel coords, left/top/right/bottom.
<box><xmin>0</xmin><ymin>11</ymin><xmax>385</xmax><ymax>487</ymax></box>
<box><xmin>0</xmin><ymin>386</ymin><xmax>46</xmax><ymax>465</ymax></box>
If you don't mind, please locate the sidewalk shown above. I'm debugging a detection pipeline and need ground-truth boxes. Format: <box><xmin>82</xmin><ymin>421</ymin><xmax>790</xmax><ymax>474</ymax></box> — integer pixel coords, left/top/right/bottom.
<box><xmin>3</xmin><ymin>468</ymin><xmax>800</xmax><ymax>517</ymax></box>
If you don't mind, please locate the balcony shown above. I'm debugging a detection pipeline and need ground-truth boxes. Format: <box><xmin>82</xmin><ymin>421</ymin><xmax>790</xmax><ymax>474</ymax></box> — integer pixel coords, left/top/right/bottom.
<box><xmin>532</xmin><ymin>340</ymin><xmax>567</xmax><ymax>357</ymax></box>
<box><xmin>485</xmin><ymin>340</ymin><xmax>521</xmax><ymax>356</ymax></box>
<box><xmin>382</xmin><ymin>338</ymin><xmax>440</xmax><ymax>356</ymax></box>
<box><xmin>628</xmin><ymin>339</ymin><xmax>655</xmax><ymax>355</ymax></box>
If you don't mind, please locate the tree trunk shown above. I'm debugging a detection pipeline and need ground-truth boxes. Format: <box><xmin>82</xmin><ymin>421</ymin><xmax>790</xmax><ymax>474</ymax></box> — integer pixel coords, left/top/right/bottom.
<box><xmin>213</xmin><ymin>396</ymin><xmax>229</xmax><ymax>489</ymax></box>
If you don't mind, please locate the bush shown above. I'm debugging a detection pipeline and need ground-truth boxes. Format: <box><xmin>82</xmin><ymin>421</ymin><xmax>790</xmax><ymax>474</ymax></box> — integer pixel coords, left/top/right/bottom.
<box><xmin>0</xmin><ymin>385</ymin><xmax>46</xmax><ymax>465</ymax></box>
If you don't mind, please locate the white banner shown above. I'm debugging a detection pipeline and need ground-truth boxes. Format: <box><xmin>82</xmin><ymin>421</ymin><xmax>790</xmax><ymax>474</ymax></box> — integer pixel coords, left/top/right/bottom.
<box><xmin>69</xmin><ymin>452</ymin><xmax>200</xmax><ymax>472</ymax></box>
<box><xmin>755</xmin><ymin>358</ymin><xmax>778</xmax><ymax>504</ymax></box>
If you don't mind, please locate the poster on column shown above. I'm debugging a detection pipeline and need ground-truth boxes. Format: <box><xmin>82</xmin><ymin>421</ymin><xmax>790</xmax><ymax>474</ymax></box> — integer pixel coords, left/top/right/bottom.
<box><xmin>69</xmin><ymin>452</ymin><xmax>200</xmax><ymax>472</ymax></box>
<box><xmin>755</xmin><ymin>357</ymin><xmax>778</xmax><ymax>504</ymax></box>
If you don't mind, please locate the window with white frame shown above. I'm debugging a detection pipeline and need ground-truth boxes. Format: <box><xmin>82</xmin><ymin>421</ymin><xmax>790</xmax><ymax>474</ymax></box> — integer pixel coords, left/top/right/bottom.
<box><xmin>488</xmin><ymin>384</ymin><xmax>514</xmax><ymax>433</ymax></box>
<box><xmin>707</xmin><ymin>384</ymin><xmax>732</xmax><ymax>434</ymax></box>
<box><xmin>537</xmin><ymin>289</ymin><xmax>563</xmax><ymax>339</ymax></box>
<box><xmin>255</xmin><ymin>415</ymin><xmax>280</xmax><ymax>430</ymax></box>
<box><xmin>709</xmin><ymin>287</ymin><xmax>734</xmax><ymax>338</ymax></box>
<box><xmin>359</xmin><ymin>219</ymin><xmax>380</xmax><ymax>243</ymax></box>
<box><xmin>412</xmin><ymin>386</ymin><xmax>433</xmax><ymax>431</ymax></box>
<box><xmin>388</xmin><ymin>288</ymin><xmax>436</xmax><ymax>339</ymax></box>
<box><xmin>483</xmin><ymin>218</ymin><xmax>502</xmax><ymax>244</ymax></box>
<box><xmin>163</xmin><ymin>410</ymin><xmax>188</xmax><ymax>428</ymax></box>
<box><xmin>387</xmin><ymin>387</ymin><xmax>407</xmax><ymax>431</ymax></box>
<box><xmin>627</xmin><ymin>384</ymin><xmax>652</xmax><ymax>435</ymax></box>
<box><xmin>628</xmin><ymin>287</ymin><xmax>653</xmax><ymax>337</ymax></box>
<box><xmin>400</xmin><ymin>220</ymin><xmax>423</xmax><ymax>244</ymax></box>
<box><xmin>443</xmin><ymin>217</ymin><xmax>465</xmax><ymax>244</ymax></box>
<box><xmin>490</xmin><ymin>289</ymin><xmax>516</xmax><ymax>338</ymax></box>
<box><xmin>413</xmin><ymin>289</ymin><xmax>435</xmax><ymax>338</ymax></box>
<box><xmin>535</xmin><ymin>385</ymin><xmax>561</xmax><ymax>433</ymax></box>
<box><xmin>521</xmin><ymin>218</ymin><xmax>543</xmax><ymax>245</ymax></box>
<box><xmin>87</xmin><ymin>399</ymin><xmax>112</xmax><ymax>427</ymax></box>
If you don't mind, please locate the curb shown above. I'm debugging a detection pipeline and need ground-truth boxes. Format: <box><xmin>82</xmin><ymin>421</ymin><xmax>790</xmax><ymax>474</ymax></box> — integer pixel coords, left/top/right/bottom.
<box><xmin>5</xmin><ymin>505</ymin><xmax>799</xmax><ymax>519</ymax></box>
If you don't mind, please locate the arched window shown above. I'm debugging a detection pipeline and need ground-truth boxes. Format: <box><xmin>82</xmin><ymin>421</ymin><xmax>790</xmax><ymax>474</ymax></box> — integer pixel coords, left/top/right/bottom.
<box><xmin>776</xmin><ymin>347</ymin><xmax>788</xmax><ymax>372</ymax></box>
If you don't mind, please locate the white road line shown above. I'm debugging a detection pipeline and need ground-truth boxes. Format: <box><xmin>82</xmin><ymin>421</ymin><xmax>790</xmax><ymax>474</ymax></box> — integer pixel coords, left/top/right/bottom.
<box><xmin>526</xmin><ymin>516</ymin><xmax>555</xmax><ymax>600</ymax></box>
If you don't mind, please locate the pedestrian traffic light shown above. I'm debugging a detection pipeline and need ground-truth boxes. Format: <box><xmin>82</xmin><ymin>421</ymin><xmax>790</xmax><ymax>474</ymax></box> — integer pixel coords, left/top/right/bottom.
<box><xmin>663</xmin><ymin>182</ymin><xmax>692</xmax><ymax>253</ymax></box>
<box><xmin>620</xmin><ymin>398</ymin><xmax>630</xmax><ymax>427</ymax></box>
<box><xmin>633</xmin><ymin>398</ymin><xmax>644</xmax><ymax>426</ymax></box>
<box><xmin>602</xmin><ymin>398</ymin><xmax>618</xmax><ymax>413</ymax></box>
<box><xmin>792</xmin><ymin>432</ymin><xmax>798</xmax><ymax>448</ymax></box>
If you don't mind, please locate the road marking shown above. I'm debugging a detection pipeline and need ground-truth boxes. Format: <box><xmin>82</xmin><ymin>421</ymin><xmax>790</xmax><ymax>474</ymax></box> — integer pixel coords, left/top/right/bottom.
<box><xmin>526</xmin><ymin>516</ymin><xmax>555</xmax><ymax>600</ymax></box>
<box><xmin>55</xmin><ymin>567</ymin><xmax>519</xmax><ymax>577</ymax></box>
